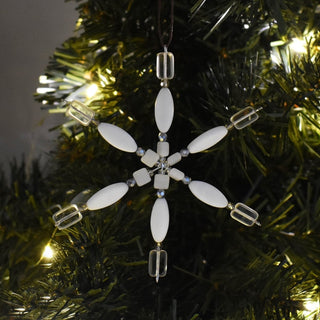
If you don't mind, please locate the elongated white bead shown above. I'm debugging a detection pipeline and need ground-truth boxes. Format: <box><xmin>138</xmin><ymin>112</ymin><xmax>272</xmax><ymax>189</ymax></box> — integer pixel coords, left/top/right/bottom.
<box><xmin>187</xmin><ymin>126</ymin><xmax>228</xmax><ymax>154</ymax></box>
<box><xmin>167</xmin><ymin>152</ymin><xmax>181</xmax><ymax>166</ymax></box>
<box><xmin>155</xmin><ymin>88</ymin><xmax>174</xmax><ymax>133</ymax></box>
<box><xmin>188</xmin><ymin>180</ymin><xmax>228</xmax><ymax>208</ymax></box>
<box><xmin>168</xmin><ymin>168</ymin><xmax>184</xmax><ymax>181</ymax></box>
<box><xmin>150</xmin><ymin>198</ymin><xmax>169</xmax><ymax>243</ymax></box>
<box><xmin>98</xmin><ymin>123</ymin><xmax>137</xmax><ymax>153</ymax></box>
<box><xmin>86</xmin><ymin>182</ymin><xmax>129</xmax><ymax>210</ymax></box>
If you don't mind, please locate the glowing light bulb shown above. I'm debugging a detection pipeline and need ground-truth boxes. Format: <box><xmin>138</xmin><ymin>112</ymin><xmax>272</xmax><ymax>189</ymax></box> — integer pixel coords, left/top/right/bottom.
<box><xmin>302</xmin><ymin>299</ymin><xmax>319</xmax><ymax>318</ymax></box>
<box><xmin>39</xmin><ymin>75</ymin><xmax>54</xmax><ymax>84</ymax></box>
<box><xmin>289</xmin><ymin>38</ymin><xmax>307</xmax><ymax>54</ymax></box>
<box><xmin>42</xmin><ymin>244</ymin><xmax>54</xmax><ymax>259</ymax></box>
<box><xmin>37</xmin><ymin>87</ymin><xmax>55</xmax><ymax>94</ymax></box>
<box><xmin>86</xmin><ymin>83</ymin><xmax>99</xmax><ymax>98</ymax></box>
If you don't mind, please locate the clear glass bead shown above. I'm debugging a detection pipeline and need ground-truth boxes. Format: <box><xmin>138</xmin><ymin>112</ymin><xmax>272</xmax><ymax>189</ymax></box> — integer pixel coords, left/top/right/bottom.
<box><xmin>136</xmin><ymin>147</ymin><xmax>145</xmax><ymax>157</ymax></box>
<box><xmin>126</xmin><ymin>178</ymin><xmax>136</xmax><ymax>187</ymax></box>
<box><xmin>230</xmin><ymin>106</ymin><xmax>259</xmax><ymax>130</ymax></box>
<box><xmin>52</xmin><ymin>204</ymin><xmax>83</xmax><ymax>230</ymax></box>
<box><xmin>230</xmin><ymin>202</ymin><xmax>260</xmax><ymax>227</ymax></box>
<box><xmin>180</xmin><ymin>148</ymin><xmax>190</xmax><ymax>157</ymax></box>
<box><xmin>66</xmin><ymin>100</ymin><xmax>95</xmax><ymax>126</ymax></box>
<box><xmin>158</xmin><ymin>132</ymin><xmax>167</xmax><ymax>142</ymax></box>
<box><xmin>157</xmin><ymin>189</ymin><xmax>165</xmax><ymax>198</ymax></box>
<box><xmin>148</xmin><ymin>247</ymin><xmax>168</xmax><ymax>282</ymax></box>
<box><xmin>156</xmin><ymin>52</ymin><xmax>174</xmax><ymax>80</ymax></box>
<box><xmin>182</xmin><ymin>176</ymin><xmax>191</xmax><ymax>185</ymax></box>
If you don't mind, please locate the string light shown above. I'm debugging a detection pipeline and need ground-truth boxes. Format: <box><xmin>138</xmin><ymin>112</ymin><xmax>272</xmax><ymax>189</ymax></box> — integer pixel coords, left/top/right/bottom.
<box><xmin>85</xmin><ymin>83</ymin><xmax>99</xmax><ymax>99</ymax></box>
<box><xmin>42</xmin><ymin>244</ymin><xmax>54</xmax><ymax>259</ymax></box>
<box><xmin>270</xmin><ymin>31</ymin><xmax>317</xmax><ymax>68</ymax></box>
<box><xmin>301</xmin><ymin>299</ymin><xmax>319</xmax><ymax>318</ymax></box>
<box><xmin>289</xmin><ymin>37</ymin><xmax>308</xmax><ymax>54</ymax></box>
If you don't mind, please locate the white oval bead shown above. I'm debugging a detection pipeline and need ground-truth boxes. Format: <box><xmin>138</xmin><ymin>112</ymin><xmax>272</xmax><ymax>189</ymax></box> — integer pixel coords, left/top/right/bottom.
<box><xmin>98</xmin><ymin>123</ymin><xmax>137</xmax><ymax>153</ymax></box>
<box><xmin>150</xmin><ymin>198</ymin><xmax>169</xmax><ymax>243</ymax></box>
<box><xmin>188</xmin><ymin>180</ymin><xmax>228</xmax><ymax>208</ymax></box>
<box><xmin>86</xmin><ymin>182</ymin><xmax>129</xmax><ymax>210</ymax></box>
<box><xmin>155</xmin><ymin>88</ymin><xmax>174</xmax><ymax>133</ymax></box>
<box><xmin>187</xmin><ymin>126</ymin><xmax>228</xmax><ymax>154</ymax></box>
<box><xmin>167</xmin><ymin>152</ymin><xmax>181</xmax><ymax>166</ymax></box>
<box><xmin>168</xmin><ymin>168</ymin><xmax>184</xmax><ymax>181</ymax></box>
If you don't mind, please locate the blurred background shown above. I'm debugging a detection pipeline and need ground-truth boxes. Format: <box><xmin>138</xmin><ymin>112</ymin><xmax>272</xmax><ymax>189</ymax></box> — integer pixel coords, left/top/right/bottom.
<box><xmin>0</xmin><ymin>0</ymin><xmax>77</xmax><ymax>176</ymax></box>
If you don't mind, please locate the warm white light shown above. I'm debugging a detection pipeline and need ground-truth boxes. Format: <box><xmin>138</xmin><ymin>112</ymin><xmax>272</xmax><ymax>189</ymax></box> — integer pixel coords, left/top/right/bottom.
<box><xmin>289</xmin><ymin>38</ymin><xmax>308</xmax><ymax>54</ymax></box>
<box><xmin>37</xmin><ymin>87</ymin><xmax>55</xmax><ymax>94</ymax></box>
<box><xmin>86</xmin><ymin>83</ymin><xmax>99</xmax><ymax>98</ymax></box>
<box><xmin>42</xmin><ymin>244</ymin><xmax>54</xmax><ymax>259</ymax></box>
<box><xmin>270</xmin><ymin>40</ymin><xmax>285</xmax><ymax>47</ymax></box>
<box><xmin>39</xmin><ymin>75</ymin><xmax>54</xmax><ymax>84</ymax></box>
<box><xmin>270</xmin><ymin>52</ymin><xmax>281</xmax><ymax>65</ymax></box>
<box><xmin>302</xmin><ymin>299</ymin><xmax>319</xmax><ymax>318</ymax></box>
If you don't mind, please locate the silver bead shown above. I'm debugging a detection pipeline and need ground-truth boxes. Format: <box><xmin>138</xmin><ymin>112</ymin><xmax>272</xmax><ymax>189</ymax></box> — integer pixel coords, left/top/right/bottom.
<box><xmin>158</xmin><ymin>132</ymin><xmax>167</xmax><ymax>142</ymax></box>
<box><xmin>156</xmin><ymin>190</ymin><xmax>165</xmax><ymax>198</ymax></box>
<box><xmin>136</xmin><ymin>147</ymin><xmax>145</xmax><ymax>157</ymax></box>
<box><xmin>182</xmin><ymin>176</ymin><xmax>191</xmax><ymax>185</ymax></box>
<box><xmin>126</xmin><ymin>178</ymin><xmax>136</xmax><ymax>187</ymax></box>
<box><xmin>180</xmin><ymin>148</ymin><xmax>190</xmax><ymax>157</ymax></box>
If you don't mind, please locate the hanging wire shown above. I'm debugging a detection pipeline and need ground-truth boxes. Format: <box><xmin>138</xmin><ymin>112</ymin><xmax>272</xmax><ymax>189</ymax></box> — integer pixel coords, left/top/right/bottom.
<box><xmin>157</xmin><ymin>0</ymin><xmax>174</xmax><ymax>49</ymax></box>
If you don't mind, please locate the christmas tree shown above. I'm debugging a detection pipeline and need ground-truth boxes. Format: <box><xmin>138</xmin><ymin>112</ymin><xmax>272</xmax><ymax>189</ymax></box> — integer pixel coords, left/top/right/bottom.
<box><xmin>2</xmin><ymin>0</ymin><xmax>320</xmax><ymax>318</ymax></box>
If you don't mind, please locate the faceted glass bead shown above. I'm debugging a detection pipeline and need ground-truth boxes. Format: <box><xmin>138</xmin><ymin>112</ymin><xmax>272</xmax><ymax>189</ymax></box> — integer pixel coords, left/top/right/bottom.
<box><xmin>158</xmin><ymin>132</ymin><xmax>167</xmax><ymax>142</ymax></box>
<box><xmin>52</xmin><ymin>204</ymin><xmax>83</xmax><ymax>230</ymax></box>
<box><xmin>156</xmin><ymin>52</ymin><xmax>174</xmax><ymax>80</ymax></box>
<box><xmin>157</xmin><ymin>190</ymin><xmax>165</xmax><ymax>198</ymax></box>
<box><xmin>230</xmin><ymin>106</ymin><xmax>259</xmax><ymax>130</ymax></box>
<box><xmin>126</xmin><ymin>178</ymin><xmax>136</xmax><ymax>187</ymax></box>
<box><xmin>180</xmin><ymin>148</ymin><xmax>190</xmax><ymax>157</ymax></box>
<box><xmin>136</xmin><ymin>147</ymin><xmax>145</xmax><ymax>157</ymax></box>
<box><xmin>148</xmin><ymin>248</ymin><xmax>168</xmax><ymax>281</ymax></box>
<box><xmin>66</xmin><ymin>100</ymin><xmax>95</xmax><ymax>126</ymax></box>
<box><xmin>230</xmin><ymin>202</ymin><xmax>260</xmax><ymax>226</ymax></box>
<box><xmin>182</xmin><ymin>176</ymin><xmax>191</xmax><ymax>185</ymax></box>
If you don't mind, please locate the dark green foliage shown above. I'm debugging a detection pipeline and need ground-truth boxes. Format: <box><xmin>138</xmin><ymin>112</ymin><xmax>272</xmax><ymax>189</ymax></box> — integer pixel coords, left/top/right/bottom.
<box><xmin>3</xmin><ymin>0</ymin><xmax>320</xmax><ymax>319</ymax></box>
